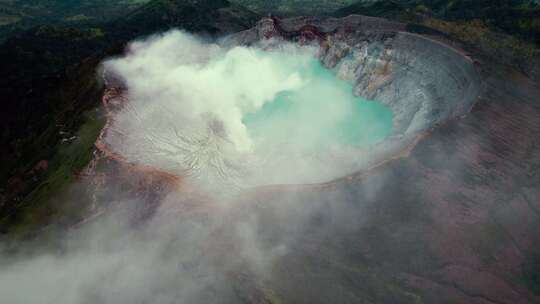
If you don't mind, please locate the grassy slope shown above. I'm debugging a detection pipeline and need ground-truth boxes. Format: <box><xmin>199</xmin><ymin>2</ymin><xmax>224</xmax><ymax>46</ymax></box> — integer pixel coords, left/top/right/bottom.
<box><xmin>0</xmin><ymin>51</ymin><xmax>107</xmax><ymax>236</ymax></box>
<box><xmin>0</xmin><ymin>0</ymin><xmax>151</xmax><ymax>42</ymax></box>
<box><xmin>230</xmin><ymin>0</ymin><xmax>357</xmax><ymax>15</ymax></box>
<box><xmin>0</xmin><ymin>111</ymin><xmax>106</xmax><ymax>237</ymax></box>
<box><xmin>334</xmin><ymin>0</ymin><xmax>540</xmax><ymax>44</ymax></box>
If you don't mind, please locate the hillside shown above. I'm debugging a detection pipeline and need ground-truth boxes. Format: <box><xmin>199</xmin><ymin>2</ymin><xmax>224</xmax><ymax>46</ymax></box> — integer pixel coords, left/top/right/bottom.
<box><xmin>334</xmin><ymin>0</ymin><xmax>540</xmax><ymax>45</ymax></box>
<box><xmin>0</xmin><ymin>0</ymin><xmax>152</xmax><ymax>41</ymax></box>
<box><xmin>0</xmin><ymin>0</ymin><xmax>259</xmax><ymax>236</ymax></box>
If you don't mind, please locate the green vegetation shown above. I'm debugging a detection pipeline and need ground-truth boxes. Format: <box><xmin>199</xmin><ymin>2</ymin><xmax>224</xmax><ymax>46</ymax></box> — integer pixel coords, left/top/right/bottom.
<box><xmin>230</xmin><ymin>0</ymin><xmax>356</xmax><ymax>15</ymax></box>
<box><xmin>335</xmin><ymin>0</ymin><xmax>540</xmax><ymax>46</ymax></box>
<box><xmin>64</xmin><ymin>14</ymin><xmax>92</xmax><ymax>22</ymax></box>
<box><xmin>421</xmin><ymin>18</ymin><xmax>540</xmax><ymax>58</ymax></box>
<box><xmin>120</xmin><ymin>0</ymin><xmax>151</xmax><ymax>4</ymax></box>
<box><xmin>0</xmin><ymin>15</ymin><xmax>20</xmax><ymax>26</ymax></box>
<box><xmin>0</xmin><ymin>24</ymin><xmax>109</xmax><ymax>236</ymax></box>
<box><xmin>334</xmin><ymin>0</ymin><xmax>411</xmax><ymax>19</ymax></box>
<box><xmin>0</xmin><ymin>0</ymin><xmax>260</xmax><ymax>237</ymax></box>
<box><xmin>0</xmin><ymin>111</ymin><xmax>105</xmax><ymax>237</ymax></box>
<box><xmin>0</xmin><ymin>0</ymin><xmax>150</xmax><ymax>42</ymax></box>
<box><xmin>334</xmin><ymin>0</ymin><xmax>540</xmax><ymax>77</ymax></box>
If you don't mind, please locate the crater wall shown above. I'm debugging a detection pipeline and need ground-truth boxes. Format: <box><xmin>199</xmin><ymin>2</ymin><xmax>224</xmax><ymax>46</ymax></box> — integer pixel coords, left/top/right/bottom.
<box><xmin>227</xmin><ymin>15</ymin><xmax>481</xmax><ymax>140</ymax></box>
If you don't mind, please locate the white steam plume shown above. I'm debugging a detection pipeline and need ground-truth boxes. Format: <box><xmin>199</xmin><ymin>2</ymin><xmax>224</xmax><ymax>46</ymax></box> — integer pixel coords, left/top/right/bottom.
<box><xmin>103</xmin><ymin>30</ymin><xmax>392</xmax><ymax>189</ymax></box>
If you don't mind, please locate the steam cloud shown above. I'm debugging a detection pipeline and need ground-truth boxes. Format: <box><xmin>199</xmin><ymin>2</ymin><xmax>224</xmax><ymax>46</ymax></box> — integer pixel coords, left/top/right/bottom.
<box><xmin>103</xmin><ymin>30</ymin><xmax>392</xmax><ymax>188</ymax></box>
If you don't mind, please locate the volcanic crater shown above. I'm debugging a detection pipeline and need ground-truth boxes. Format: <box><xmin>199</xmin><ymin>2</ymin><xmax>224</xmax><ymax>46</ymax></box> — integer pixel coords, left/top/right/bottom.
<box><xmin>98</xmin><ymin>15</ymin><xmax>481</xmax><ymax>190</ymax></box>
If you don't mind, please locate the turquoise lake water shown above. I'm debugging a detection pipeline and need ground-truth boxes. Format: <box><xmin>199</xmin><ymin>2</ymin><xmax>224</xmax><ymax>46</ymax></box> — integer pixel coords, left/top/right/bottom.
<box><xmin>242</xmin><ymin>52</ymin><xmax>393</xmax><ymax>149</ymax></box>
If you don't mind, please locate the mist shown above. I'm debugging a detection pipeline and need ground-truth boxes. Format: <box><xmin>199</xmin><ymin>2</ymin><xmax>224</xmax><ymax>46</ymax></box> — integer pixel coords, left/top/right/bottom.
<box><xmin>0</xmin><ymin>171</ymin><xmax>391</xmax><ymax>303</ymax></box>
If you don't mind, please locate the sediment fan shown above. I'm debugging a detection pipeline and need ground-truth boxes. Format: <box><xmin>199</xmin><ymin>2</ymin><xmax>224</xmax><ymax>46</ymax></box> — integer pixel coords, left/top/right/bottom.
<box><xmin>97</xmin><ymin>15</ymin><xmax>481</xmax><ymax>190</ymax></box>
